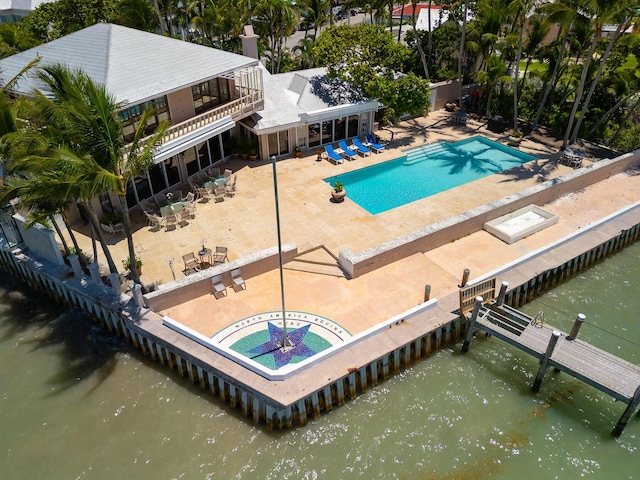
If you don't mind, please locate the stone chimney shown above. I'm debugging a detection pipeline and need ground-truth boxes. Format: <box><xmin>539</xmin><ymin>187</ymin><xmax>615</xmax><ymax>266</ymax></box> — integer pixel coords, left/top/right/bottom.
<box><xmin>241</xmin><ymin>25</ymin><xmax>259</xmax><ymax>60</ymax></box>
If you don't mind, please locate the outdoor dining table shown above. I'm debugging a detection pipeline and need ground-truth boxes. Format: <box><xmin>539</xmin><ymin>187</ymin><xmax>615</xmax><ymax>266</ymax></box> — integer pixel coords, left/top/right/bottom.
<box><xmin>159</xmin><ymin>201</ymin><xmax>186</xmax><ymax>217</ymax></box>
<box><xmin>203</xmin><ymin>177</ymin><xmax>227</xmax><ymax>191</ymax></box>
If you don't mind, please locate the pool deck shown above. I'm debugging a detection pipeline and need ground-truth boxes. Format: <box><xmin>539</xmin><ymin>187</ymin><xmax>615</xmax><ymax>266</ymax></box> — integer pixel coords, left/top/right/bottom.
<box><xmin>61</xmin><ymin>110</ymin><xmax>640</xmax><ymax>340</ymax></box>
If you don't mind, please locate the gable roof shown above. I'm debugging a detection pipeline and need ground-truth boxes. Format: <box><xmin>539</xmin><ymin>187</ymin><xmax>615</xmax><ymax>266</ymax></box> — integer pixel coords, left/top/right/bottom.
<box><xmin>0</xmin><ymin>23</ymin><xmax>258</xmax><ymax>106</ymax></box>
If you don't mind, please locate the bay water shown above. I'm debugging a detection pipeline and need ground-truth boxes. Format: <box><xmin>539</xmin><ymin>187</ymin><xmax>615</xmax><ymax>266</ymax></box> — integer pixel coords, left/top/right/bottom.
<box><xmin>1</xmin><ymin>242</ymin><xmax>639</xmax><ymax>479</ymax></box>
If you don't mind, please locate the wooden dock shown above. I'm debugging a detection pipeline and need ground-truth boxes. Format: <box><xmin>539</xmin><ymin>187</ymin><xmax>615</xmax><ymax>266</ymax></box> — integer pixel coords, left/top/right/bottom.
<box><xmin>461</xmin><ymin>291</ymin><xmax>640</xmax><ymax>436</ymax></box>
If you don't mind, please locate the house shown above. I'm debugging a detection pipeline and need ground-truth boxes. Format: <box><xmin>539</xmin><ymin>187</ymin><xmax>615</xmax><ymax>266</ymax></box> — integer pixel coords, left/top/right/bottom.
<box><xmin>241</xmin><ymin>66</ymin><xmax>379</xmax><ymax>158</ymax></box>
<box><xmin>0</xmin><ymin>23</ymin><xmax>264</xmax><ymax>220</ymax></box>
<box><xmin>0</xmin><ymin>23</ymin><xmax>380</xmax><ymax>221</ymax></box>
<box><xmin>0</xmin><ymin>0</ymin><xmax>55</xmax><ymax>23</ymax></box>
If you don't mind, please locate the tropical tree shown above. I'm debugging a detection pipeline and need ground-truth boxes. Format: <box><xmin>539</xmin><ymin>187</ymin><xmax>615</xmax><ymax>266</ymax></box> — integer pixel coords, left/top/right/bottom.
<box><xmin>22</xmin><ymin>64</ymin><xmax>167</xmax><ymax>284</ymax></box>
<box><xmin>299</xmin><ymin>0</ymin><xmax>330</xmax><ymax>40</ymax></box>
<box><xmin>111</xmin><ymin>0</ymin><xmax>159</xmax><ymax>32</ymax></box>
<box><xmin>508</xmin><ymin>0</ymin><xmax>536</xmax><ymax>131</ymax></box>
<box><xmin>253</xmin><ymin>0</ymin><xmax>299</xmax><ymax>74</ymax></box>
<box><xmin>568</xmin><ymin>0</ymin><xmax>640</xmax><ymax>144</ymax></box>
<box><xmin>315</xmin><ymin>23</ymin><xmax>431</xmax><ymax>123</ymax></box>
<box><xmin>475</xmin><ymin>54</ymin><xmax>512</xmax><ymax>118</ymax></box>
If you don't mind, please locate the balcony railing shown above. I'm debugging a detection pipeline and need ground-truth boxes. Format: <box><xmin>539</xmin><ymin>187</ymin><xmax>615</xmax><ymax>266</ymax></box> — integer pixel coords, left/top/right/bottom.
<box><xmin>124</xmin><ymin>89</ymin><xmax>264</xmax><ymax>156</ymax></box>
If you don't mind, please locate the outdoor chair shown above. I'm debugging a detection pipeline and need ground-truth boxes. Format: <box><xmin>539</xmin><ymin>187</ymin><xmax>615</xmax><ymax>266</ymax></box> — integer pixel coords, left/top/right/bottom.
<box><xmin>324</xmin><ymin>145</ymin><xmax>344</xmax><ymax>164</ymax></box>
<box><xmin>164</xmin><ymin>214</ymin><xmax>179</xmax><ymax>231</ymax></box>
<box><xmin>213</xmin><ymin>187</ymin><xmax>225</xmax><ymax>202</ymax></box>
<box><xmin>182</xmin><ymin>202</ymin><xmax>196</xmax><ymax>220</ymax></box>
<box><xmin>210</xmin><ymin>168</ymin><xmax>221</xmax><ymax>177</ymax></box>
<box><xmin>351</xmin><ymin>138</ymin><xmax>372</xmax><ymax>156</ymax></box>
<box><xmin>213</xmin><ymin>246</ymin><xmax>228</xmax><ymax>265</ymax></box>
<box><xmin>338</xmin><ymin>141</ymin><xmax>358</xmax><ymax>161</ymax></box>
<box><xmin>231</xmin><ymin>268</ymin><xmax>246</xmax><ymax>291</ymax></box>
<box><xmin>181</xmin><ymin>191</ymin><xmax>195</xmax><ymax>203</ymax></box>
<box><xmin>182</xmin><ymin>252</ymin><xmax>201</xmax><ymax>273</ymax></box>
<box><xmin>223</xmin><ymin>169</ymin><xmax>232</xmax><ymax>179</ymax></box>
<box><xmin>365</xmin><ymin>134</ymin><xmax>385</xmax><ymax>153</ymax></box>
<box><xmin>211</xmin><ymin>274</ymin><xmax>227</xmax><ymax>299</ymax></box>
<box><xmin>225</xmin><ymin>179</ymin><xmax>237</xmax><ymax>197</ymax></box>
<box><xmin>196</xmin><ymin>187</ymin><xmax>211</xmax><ymax>202</ymax></box>
<box><xmin>145</xmin><ymin>212</ymin><xmax>165</xmax><ymax>231</ymax></box>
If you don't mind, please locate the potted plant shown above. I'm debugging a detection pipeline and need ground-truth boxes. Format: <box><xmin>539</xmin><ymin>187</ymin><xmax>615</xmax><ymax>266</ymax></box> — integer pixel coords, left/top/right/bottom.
<box><xmin>508</xmin><ymin>129</ymin><xmax>523</xmax><ymax>146</ymax></box>
<box><xmin>122</xmin><ymin>255</ymin><xmax>143</xmax><ymax>275</ymax></box>
<box><xmin>248</xmin><ymin>138</ymin><xmax>259</xmax><ymax>160</ymax></box>
<box><xmin>331</xmin><ymin>181</ymin><xmax>346</xmax><ymax>202</ymax></box>
<box><xmin>100</xmin><ymin>212</ymin><xmax>123</xmax><ymax>235</ymax></box>
<box><xmin>293</xmin><ymin>146</ymin><xmax>302</xmax><ymax>158</ymax></box>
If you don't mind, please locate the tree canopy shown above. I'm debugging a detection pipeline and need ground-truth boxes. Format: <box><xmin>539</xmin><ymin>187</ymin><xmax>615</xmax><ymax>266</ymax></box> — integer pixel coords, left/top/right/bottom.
<box><xmin>314</xmin><ymin>23</ymin><xmax>431</xmax><ymax>123</ymax></box>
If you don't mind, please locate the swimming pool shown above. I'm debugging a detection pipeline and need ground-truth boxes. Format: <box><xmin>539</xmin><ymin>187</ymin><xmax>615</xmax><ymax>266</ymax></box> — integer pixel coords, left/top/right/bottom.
<box><xmin>324</xmin><ymin>135</ymin><xmax>536</xmax><ymax>214</ymax></box>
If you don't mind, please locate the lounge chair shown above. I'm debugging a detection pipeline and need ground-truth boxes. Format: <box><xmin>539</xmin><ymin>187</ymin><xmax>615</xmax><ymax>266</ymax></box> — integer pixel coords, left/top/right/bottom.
<box><xmin>365</xmin><ymin>134</ymin><xmax>385</xmax><ymax>153</ymax></box>
<box><xmin>211</xmin><ymin>274</ymin><xmax>227</xmax><ymax>299</ymax></box>
<box><xmin>325</xmin><ymin>145</ymin><xmax>344</xmax><ymax>164</ymax></box>
<box><xmin>351</xmin><ymin>138</ymin><xmax>372</xmax><ymax>156</ymax></box>
<box><xmin>231</xmin><ymin>268</ymin><xmax>246</xmax><ymax>291</ymax></box>
<box><xmin>182</xmin><ymin>253</ymin><xmax>201</xmax><ymax>273</ymax></box>
<box><xmin>338</xmin><ymin>141</ymin><xmax>358</xmax><ymax>161</ymax></box>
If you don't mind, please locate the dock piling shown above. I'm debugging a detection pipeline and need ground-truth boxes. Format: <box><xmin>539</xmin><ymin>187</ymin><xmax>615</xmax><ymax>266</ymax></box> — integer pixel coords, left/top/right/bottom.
<box><xmin>532</xmin><ymin>331</ymin><xmax>561</xmax><ymax>391</ymax></box>
<box><xmin>462</xmin><ymin>296</ymin><xmax>483</xmax><ymax>352</ymax></box>
<box><xmin>496</xmin><ymin>281</ymin><xmax>509</xmax><ymax>306</ymax></box>
<box><xmin>459</xmin><ymin>268</ymin><xmax>470</xmax><ymax>288</ymax></box>
<box><xmin>567</xmin><ymin>313</ymin><xmax>586</xmax><ymax>341</ymax></box>
<box><xmin>424</xmin><ymin>284</ymin><xmax>431</xmax><ymax>302</ymax></box>
<box><xmin>613</xmin><ymin>384</ymin><xmax>640</xmax><ymax>436</ymax></box>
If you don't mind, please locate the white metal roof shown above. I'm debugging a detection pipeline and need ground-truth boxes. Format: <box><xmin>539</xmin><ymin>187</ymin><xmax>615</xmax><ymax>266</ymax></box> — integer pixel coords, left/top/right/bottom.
<box><xmin>0</xmin><ymin>23</ymin><xmax>259</xmax><ymax>107</ymax></box>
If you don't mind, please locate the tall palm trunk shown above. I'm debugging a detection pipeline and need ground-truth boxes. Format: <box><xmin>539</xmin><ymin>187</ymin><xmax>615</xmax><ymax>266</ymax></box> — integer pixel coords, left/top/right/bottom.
<box><xmin>410</xmin><ymin>0</ymin><xmax>429</xmax><ymax>79</ymax></box>
<box><xmin>569</xmin><ymin>20</ymin><xmax>628</xmax><ymax>144</ymax></box>
<box><xmin>50</xmin><ymin>214</ymin><xmax>70</xmax><ymax>256</ymax></box>
<box><xmin>513</xmin><ymin>14</ymin><xmax>528</xmax><ymax>131</ymax></box>
<box><xmin>532</xmin><ymin>30</ymin><xmax>568</xmax><ymax>131</ymax></box>
<box><xmin>587</xmin><ymin>91</ymin><xmax>636</xmax><ymax>137</ymax></box>
<box><xmin>457</xmin><ymin>0</ymin><xmax>468</xmax><ymax>110</ymax></box>
<box><xmin>82</xmin><ymin>203</ymin><xmax>118</xmax><ymax>274</ymax></box>
<box><xmin>117</xmin><ymin>195</ymin><xmax>141</xmax><ymax>285</ymax></box>
<box><xmin>562</xmin><ymin>36</ymin><xmax>598</xmax><ymax>148</ymax></box>
<box><xmin>605</xmin><ymin>95</ymin><xmax>640</xmax><ymax>146</ymax></box>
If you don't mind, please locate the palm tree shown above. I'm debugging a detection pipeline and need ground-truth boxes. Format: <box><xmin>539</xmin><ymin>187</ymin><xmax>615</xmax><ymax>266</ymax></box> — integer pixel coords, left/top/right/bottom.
<box><xmin>509</xmin><ymin>0</ymin><xmax>535</xmax><ymax>132</ymax></box>
<box><xmin>531</xmin><ymin>0</ymin><xmax>583</xmax><ymax>132</ymax></box>
<box><xmin>299</xmin><ymin>0</ymin><xmax>330</xmax><ymax>40</ymax></box>
<box><xmin>475</xmin><ymin>54</ymin><xmax>513</xmax><ymax>118</ymax></box>
<box><xmin>568</xmin><ymin>1</ymin><xmax>640</xmax><ymax>144</ymax></box>
<box><xmin>253</xmin><ymin>0</ymin><xmax>299</xmax><ymax>74</ymax></box>
<box><xmin>409</xmin><ymin>0</ymin><xmax>430</xmax><ymax>79</ymax></box>
<box><xmin>28</xmin><ymin>64</ymin><xmax>168</xmax><ymax>284</ymax></box>
<box><xmin>457</xmin><ymin>0</ymin><xmax>469</xmax><ymax>110</ymax></box>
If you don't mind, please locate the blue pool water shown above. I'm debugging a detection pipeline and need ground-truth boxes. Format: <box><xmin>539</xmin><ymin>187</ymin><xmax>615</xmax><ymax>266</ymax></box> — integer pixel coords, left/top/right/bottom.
<box><xmin>324</xmin><ymin>135</ymin><xmax>536</xmax><ymax>214</ymax></box>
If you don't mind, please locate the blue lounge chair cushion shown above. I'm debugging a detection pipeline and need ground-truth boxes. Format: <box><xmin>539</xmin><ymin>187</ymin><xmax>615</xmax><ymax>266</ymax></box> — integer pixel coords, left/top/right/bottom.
<box><xmin>352</xmin><ymin>138</ymin><xmax>371</xmax><ymax>155</ymax></box>
<box><xmin>325</xmin><ymin>145</ymin><xmax>344</xmax><ymax>163</ymax></box>
<box><xmin>338</xmin><ymin>141</ymin><xmax>357</xmax><ymax>159</ymax></box>
<box><xmin>365</xmin><ymin>134</ymin><xmax>385</xmax><ymax>151</ymax></box>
